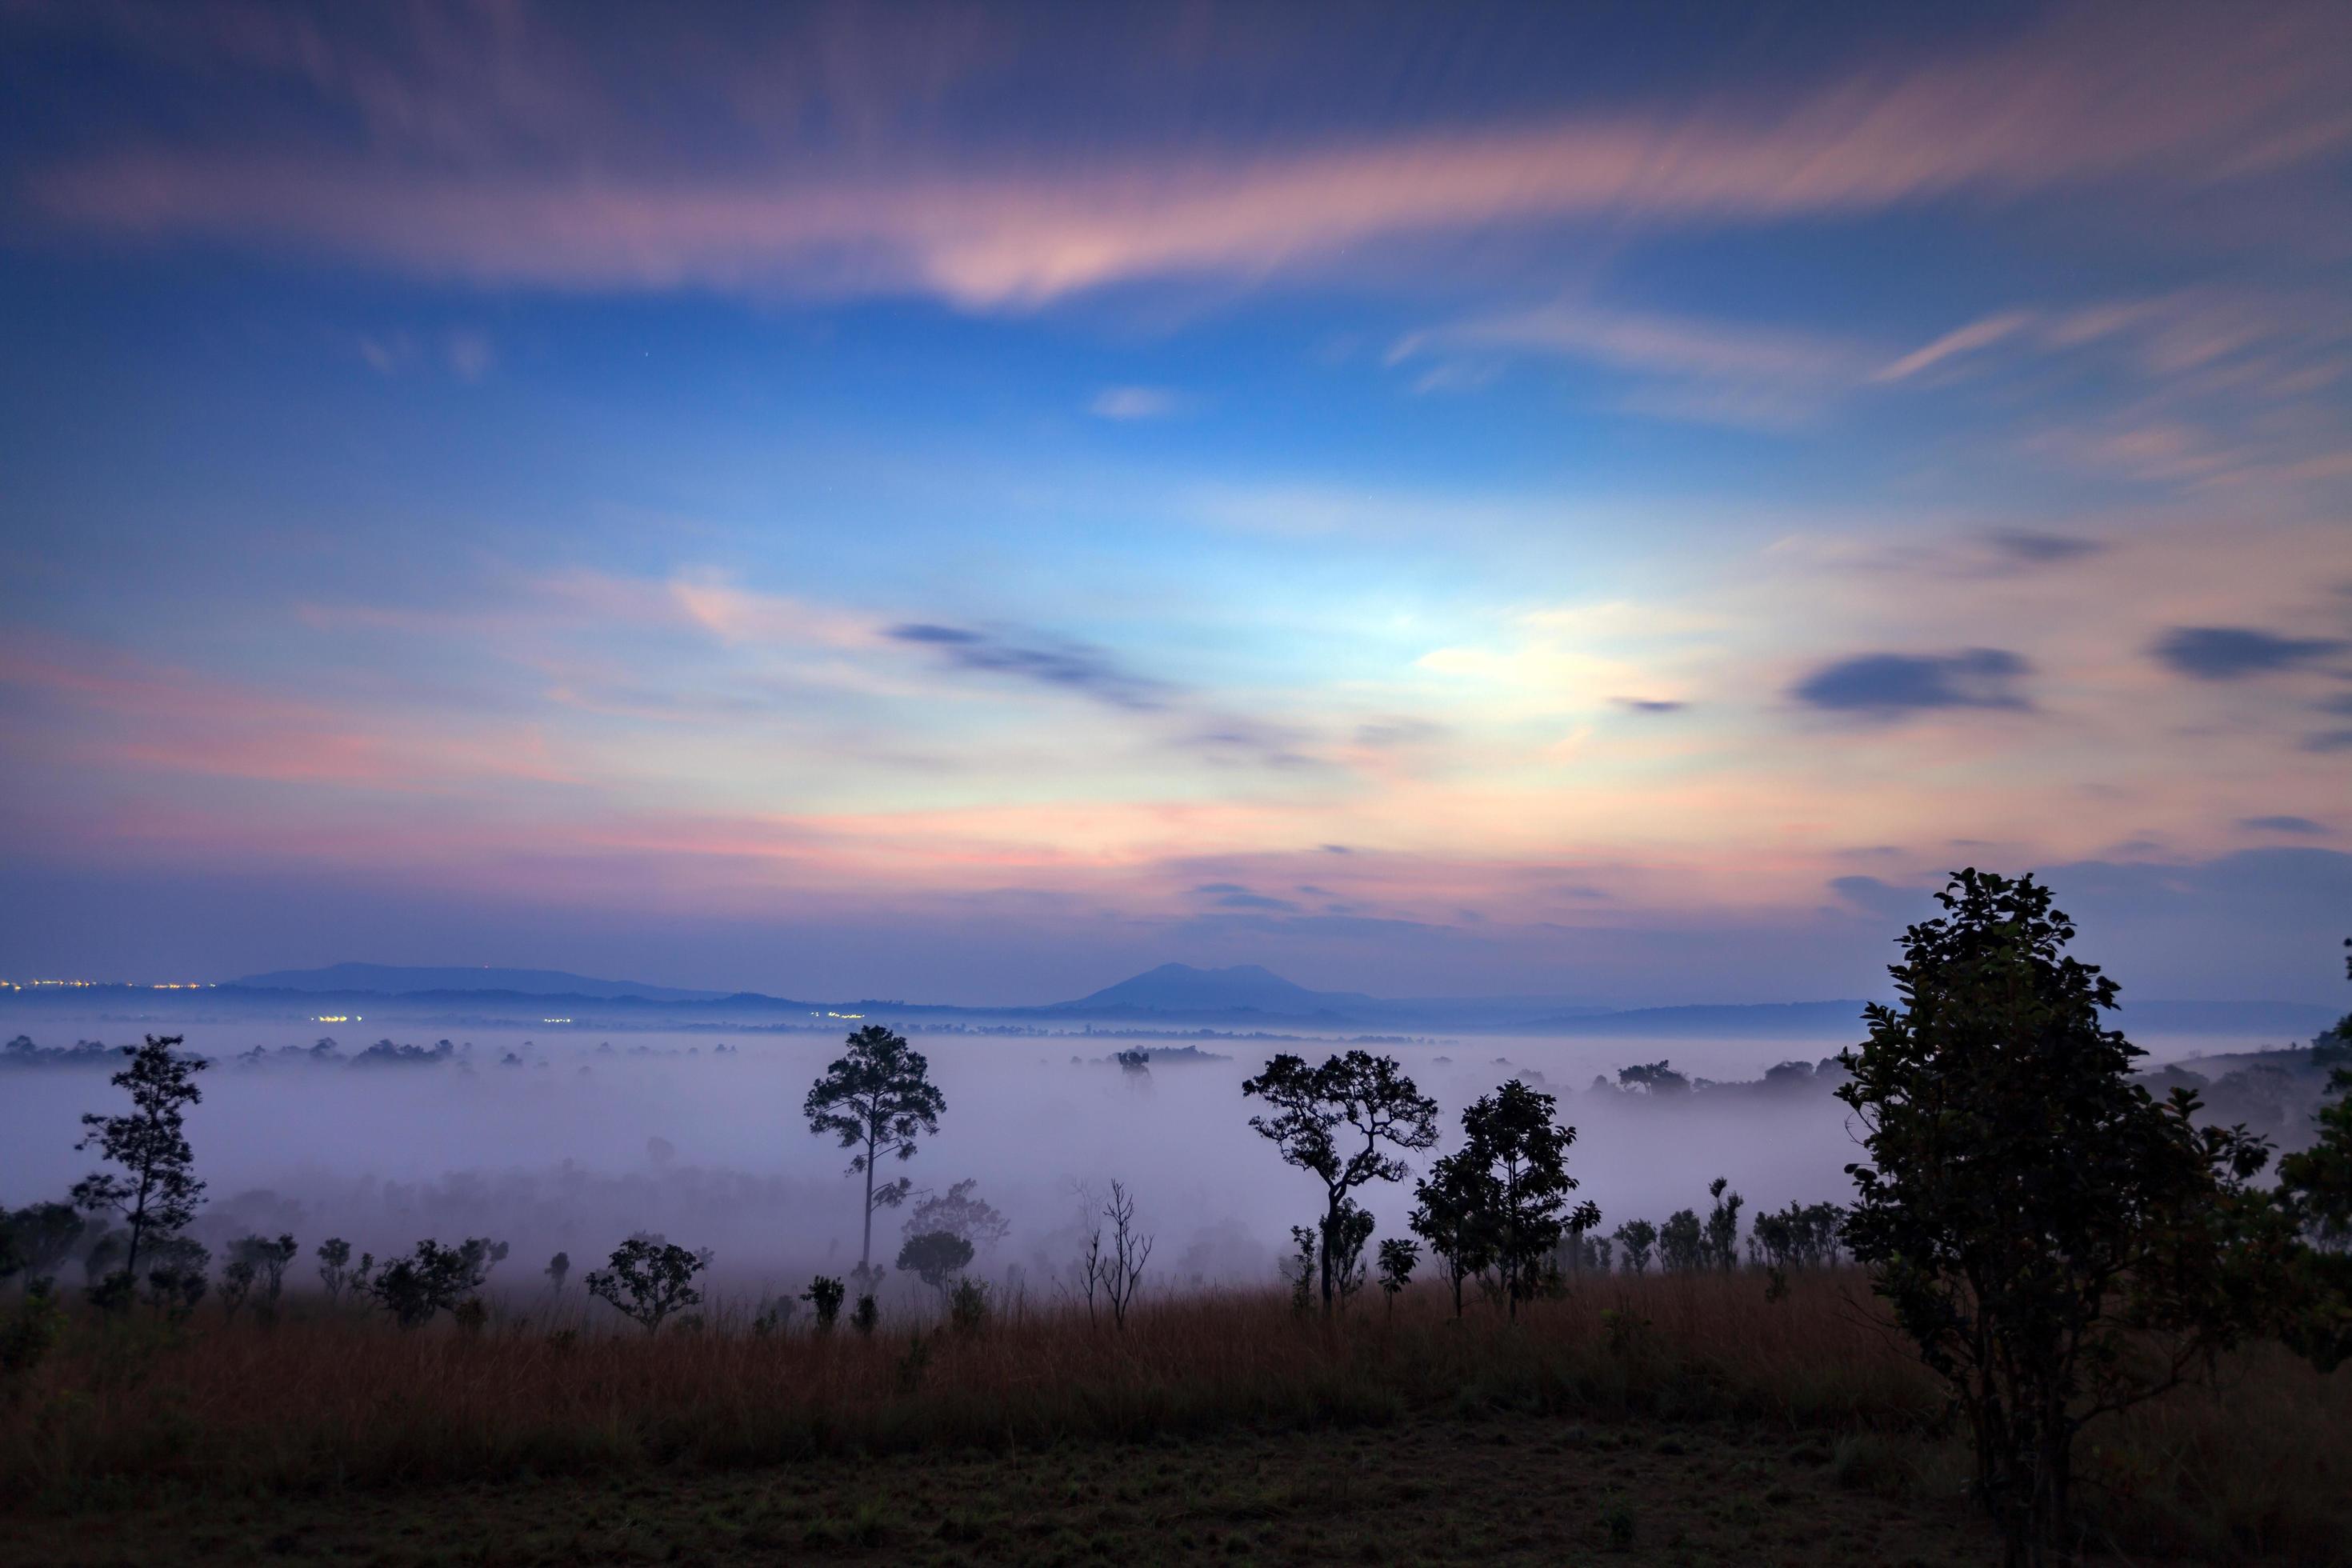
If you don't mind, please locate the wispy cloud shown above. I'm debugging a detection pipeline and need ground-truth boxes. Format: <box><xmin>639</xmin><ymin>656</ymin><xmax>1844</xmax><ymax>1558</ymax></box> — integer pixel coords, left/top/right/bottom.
<box><xmin>886</xmin><ymin>622</ymin><xmax>1175</xmax><ymax>710</ymax></box>
<box><xmin>1090</xmin><ymin>386</ymin><xmax>1182</xmax><ymax>420</ymax></box>
<box><xmin>22</xmin><ymin>3</ymin><xmax>2350</xmax><ymax>307</ymax></box>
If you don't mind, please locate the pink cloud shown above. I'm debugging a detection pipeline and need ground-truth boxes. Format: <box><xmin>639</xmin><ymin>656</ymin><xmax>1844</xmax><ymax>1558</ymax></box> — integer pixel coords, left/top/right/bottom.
<box><xmin>23</xmin><ymin>3</ymin><xmax>2349</xmax><ymax>306</ymax></box>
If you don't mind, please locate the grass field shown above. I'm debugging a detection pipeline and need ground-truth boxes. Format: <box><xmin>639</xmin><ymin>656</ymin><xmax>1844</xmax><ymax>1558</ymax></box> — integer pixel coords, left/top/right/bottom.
<box><xmin>3</xmin><ymin>1271</ymin><xmax>2346</xmax><ymax>1566</ymax></box>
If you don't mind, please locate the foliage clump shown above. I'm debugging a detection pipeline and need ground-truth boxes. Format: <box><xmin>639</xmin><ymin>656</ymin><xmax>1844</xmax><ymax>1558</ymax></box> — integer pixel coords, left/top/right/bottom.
<box><xmin>1838</xmin><ymin>869</ymin><xmax>2282</xmax><ymax>1564</ymax></box>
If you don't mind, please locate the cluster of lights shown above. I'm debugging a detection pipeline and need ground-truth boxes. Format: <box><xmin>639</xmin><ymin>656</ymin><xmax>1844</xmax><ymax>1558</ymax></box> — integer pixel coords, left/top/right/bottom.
<box><xmin>0</xmin><ymin>978</ymin><xmax>216</xmax><ymax>991</ymax></box>
<box><xmin>312</xmin><ymin>1014</ymin><xmax>360</xmax><ymax>1024</ymax></box>
<box><xmin>540</xmin><ymin>1017</ymin><xmax>574</xmax><ymax>1024</ymax></box>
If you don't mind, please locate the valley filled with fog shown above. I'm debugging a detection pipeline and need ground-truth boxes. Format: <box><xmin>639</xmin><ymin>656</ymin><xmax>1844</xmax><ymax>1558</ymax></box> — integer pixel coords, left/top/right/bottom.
<box><xmin>1</xmin><ymin>1014</ymin><xmax>1864</xmax><ymax>1298</ymax></box>
<box><xmin>2</xmin><ymin>1008</ymin><xmax>2307</xmax><ymax>1312</ymax></box>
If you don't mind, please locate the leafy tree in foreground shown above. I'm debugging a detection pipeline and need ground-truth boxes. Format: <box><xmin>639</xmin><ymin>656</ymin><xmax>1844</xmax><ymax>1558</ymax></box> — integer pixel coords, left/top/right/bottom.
<box><xmin>585</xmin><ymin>1238</ymin><xmax>706</xmax><ymax>1334</ymax></box>
<box><xmin>369</xmin><ymin>1238</ymin><xmax>494</xmax><ymax>1330</ymax></box>
<box><xmin>1242</xmin><ymin>1050</ymin><xmax>1438</xmax><ymax>1311</ymax></box>
<box><xmin>804</xmin><ymin>1026</ymin><xmax>947</xmax><ymax>1274</ymax></box>
<box><xmin>1838</xmin><ymin>869</ymin><xmax>2281</xmax><ymax>1566</ymax></box>
<box><xmin>70</xmin><ymin>1035</ymin><xmax>209</xmax><ymax>1294</ymax></box>
<box><xmin>1454</xmin><ymin>1080</ymin><xmax>1595</xmax><ymax>1319</ymax></box>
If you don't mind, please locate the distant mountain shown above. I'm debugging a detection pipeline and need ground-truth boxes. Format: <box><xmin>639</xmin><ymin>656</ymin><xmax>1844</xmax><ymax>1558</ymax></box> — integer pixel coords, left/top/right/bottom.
<box><xmin>227</xmin><ymin>963</ymin><xmax>729</xmax><ymax>1003</ymax></box>
<box><xmin>1054</xmin><ymin>963</ymin><xmax>1379</xmax><ymax>1018</ymax></box>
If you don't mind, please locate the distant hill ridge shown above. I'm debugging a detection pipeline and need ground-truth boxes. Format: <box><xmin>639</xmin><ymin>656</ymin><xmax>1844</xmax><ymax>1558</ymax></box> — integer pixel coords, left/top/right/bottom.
<box><xmin>210</xmin><ymin>960</ymin><xmax>2337</xmax><ymax>1038</ymax></box>
<box><xmin>228</xmin><ymin>962</ymin><xmax>730</xmax><ymax>1003</ymax></box>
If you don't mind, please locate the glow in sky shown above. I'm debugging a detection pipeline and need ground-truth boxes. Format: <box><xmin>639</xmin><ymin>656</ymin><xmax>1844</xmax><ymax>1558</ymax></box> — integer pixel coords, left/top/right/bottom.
<box><xmin>2</xmin><ymin>1</ymin><xmax>2347</xmax><ymax>1004</ymax></box>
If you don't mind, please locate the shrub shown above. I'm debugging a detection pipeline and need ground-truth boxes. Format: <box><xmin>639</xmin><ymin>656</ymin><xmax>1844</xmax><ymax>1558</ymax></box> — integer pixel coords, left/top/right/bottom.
<box><xmin>583</xmin><ymin>1238</ymin><xmax>706</xmax><ymax>1335</ymax></box>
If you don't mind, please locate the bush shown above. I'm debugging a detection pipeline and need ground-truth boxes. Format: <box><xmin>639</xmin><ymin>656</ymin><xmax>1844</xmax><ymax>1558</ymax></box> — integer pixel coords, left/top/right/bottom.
<box><xmin>948</xmin><ymin>1278</ymin><xmax>988</xmax><ymax>1334</ymax></box>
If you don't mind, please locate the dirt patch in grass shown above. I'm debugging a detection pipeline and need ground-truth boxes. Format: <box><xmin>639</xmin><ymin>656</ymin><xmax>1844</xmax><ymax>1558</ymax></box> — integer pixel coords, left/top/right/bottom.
<box><xmin>7</xmin><ymin>1412</ymin><xmax>1999</xmax><ymax>1567</ymax></box>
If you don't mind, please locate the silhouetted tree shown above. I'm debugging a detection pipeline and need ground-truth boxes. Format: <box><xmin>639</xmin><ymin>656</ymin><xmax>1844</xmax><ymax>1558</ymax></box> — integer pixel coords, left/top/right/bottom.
<box><xmin>1702</xmin><ymin>1178</ymin><xmax>1743</xmax><ymax>1271</ymax></box>
<box><xmin>1376</xmin><ymin>1236</ymin><xmax>1418</xmax><ymax>1317</ymax></box>
<box><xmin>1410</xmin><ymin>1148</ymin><xmax>1494</xmax><ymax>1316</ymax></box>
<box><xmin>585</xmin><ymin>1237</ymin><xmax>705</xmax><ymax>1334</ymax></box>
<box><xmin>141</xmin><ymin>1234</ymin><xmax>209</xmax><ymax>1322</ymax></box>
<box><xmin>1838</xmin><ymin>869</ymin><xmax>2280</xmax><ymax>1565</ymax></box>
<box><xmin>896</xmin><ymin>1230</ymin><xmax>975</xmax><ymax>1299</ymax></box>
<box><xmin>804</xmin><ymin>1026</ymin><xmax>947</xmax><ymax>1274</ymax></box>
<box><xmin>1454</xmin><ymin>1079</ymin><xmax>1594</xmax><ymax>1319</ymax></box>
<box><xmin>316</xmin><ymin>1237</ymin><xmax>356</xmax><ymax>1302</ymax></box>
<box><xmin>1615</xmin><ymin>1061</ymin><xmax>1689</xmax><ymax>1095</ymax></box>
<box><xmin>369</xmin><ymin>1238</ymin><xmax>493</xmax><ymax>1330</ymax></box>
<box><xmin>1104</xmin><ymin>1179</ymin><xmax>1154</xmax><ymax>1327</ymax></box>
<box><xmin>70</xmin><ymin>1035</ymin><xmax>209</xmax><ymax>1294</ymax></box>
<box><xmin>1658</xmin><ymin>1208</ymin><xmax>1703</xmax><ymax>1272</ymax></box>
<box><xmin>902</xmin><ymin>1178</ymin><xmax>1010</xmax><ymax>1255</ymax></box>
<box><xmin>802</xmin><ymin>1274</ymin><xmax>845</xmax><ymax>1331</ymax></box>
<box><xmin>1242</xmin><ymin>1050</ymin><xmax>1438</xmax><ymax>1311</ymax></box>
<box><xmin>545</xmin><ymin>1250</ymin><xmax>570</xmax><ymax>1294</ymax></box>
<box><xmin>0</xmin><ymin>1203</ymin><xmax>86</xmax><ymax>1290</ymax></box>
<box><xmin>1612</xmin><ymin>1218</ymin><xmax>1657</xmax><ymax>1275</ymax></box>
<box><xmin>220</xmin><ymin>1234</ymin><xmax>295</xmax><ymax>1322</ymax></box>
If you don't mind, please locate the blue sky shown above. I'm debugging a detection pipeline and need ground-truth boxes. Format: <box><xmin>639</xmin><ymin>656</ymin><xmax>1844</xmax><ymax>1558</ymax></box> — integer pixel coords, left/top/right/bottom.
<box><xmin>2</xmin><ymin>0</ymin><xmax>2348</xmax><ymax>1004</ymax></box>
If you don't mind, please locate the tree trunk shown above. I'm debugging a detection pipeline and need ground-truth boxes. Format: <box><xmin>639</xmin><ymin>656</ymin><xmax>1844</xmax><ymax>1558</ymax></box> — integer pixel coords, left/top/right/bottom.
<box><xmin>859</xmin><ymin>1130</ymin><xmax>877</xmax><ymax>1271</ymax></box>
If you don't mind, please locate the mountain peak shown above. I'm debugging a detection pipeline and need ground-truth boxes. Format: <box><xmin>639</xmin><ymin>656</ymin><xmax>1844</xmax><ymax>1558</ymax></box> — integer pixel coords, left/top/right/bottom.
<box><xmin>1060</xmin><ymin>962</ymin><xmax>1374</xmax><ymax>1018</ymax></box>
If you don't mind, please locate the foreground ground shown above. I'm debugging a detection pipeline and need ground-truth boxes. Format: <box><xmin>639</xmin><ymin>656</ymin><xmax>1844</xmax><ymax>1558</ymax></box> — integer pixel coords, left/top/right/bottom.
<box><xmin>4</xmin><ymin>1275</ymin><xmax>2342</xmax><ymax>1565</ymax></box>
<box><xmin>10</xmin><ymin>1411</ymin><xmax>1994</xmax><ymax>1567</ymax></box>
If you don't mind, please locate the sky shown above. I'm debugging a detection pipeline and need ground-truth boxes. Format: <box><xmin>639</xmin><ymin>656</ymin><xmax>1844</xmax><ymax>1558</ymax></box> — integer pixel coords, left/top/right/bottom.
<box><xmin>2</xmin><ymin>0</ymin><xmax>2349</xmax><ymax>1006</ymax></box>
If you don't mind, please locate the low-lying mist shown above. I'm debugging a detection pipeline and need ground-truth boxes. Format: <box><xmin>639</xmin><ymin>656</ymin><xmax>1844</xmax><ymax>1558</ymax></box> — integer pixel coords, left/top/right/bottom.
<box><xmin>0</xmin><ymin>1010</ymin><xmax>2312</xmax><ymax>1315</ymax></box>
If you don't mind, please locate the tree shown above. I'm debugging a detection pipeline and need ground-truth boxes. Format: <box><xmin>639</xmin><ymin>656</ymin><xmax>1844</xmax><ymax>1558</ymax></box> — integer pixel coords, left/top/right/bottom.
<box><xmin>1612</xmin><ymin>1218</ymin><xmax>1657</xmax><ymax>1275</ymax></box>
<box><xmin>896</xmin><ymin>1230</ymin><xmax>975</xmax><ymax>1299</ymax></box>
<box><xmin>585</xmin><ymin>1237</ymin><xmax>706</xmax><ymax>1334</ymax></box>
<box><xmin>802</xmin><ymin>1274</ymin><xmax>845</xmax><ymax>1330</ymax></box>
<box><xmin>224</xmin><ymin>1233</ymin><xmax>298</xmax><ymax>1321</ymax></box>
<box><xmin>1454</xmin><ymin>1080</ymin><xmax>1594</xmax><ymax>1319</ymax></box>
<box><xmin>1838</xmin><ymin>869</ymin><xmax>2280</xmax><ymax>1565</ymax></box>
<box><xmin>546</xmin><ymin>1250</ymin><xmax>570</xmax><ymax>1294</ymax></box>
<box><xmin>1409</xmin><ymin>1148</ymin><xmax>1495</xmax><ymax>1316</ymax></box>
<box><xmin>803</xmin><ymin>1026</ymin><xmax>947</xmax><ymax>1274</ymax></box>
<box><xmin>902</xmin><ymin>1178</ymin><xmax>1010</xmax><ymax>1255</ymax></box>
<box><xmin>2274</xmin><ymin>935</ymin><xmax>2352</xmax><ymax>1369</ymax></box>
<box><xmin>316</xmin><ymin>1238</ymin><xmax>358</xmax><ymax>1302</ymax></box>
<box><xmin>1376</xmin><ymin>1236</ymin><xmax>1418</xmax><ymax>1317</ymax></box>
<box><xmin>1242</xmin><ymin>1050</ymin><xmax>1438</xmax><ymax>1311</ymax></box>
<box><xmin>1084</xmin><ymin>1179</ymin><xmax>1154</xmax><ymax>1329</ymax></box>
<box><xmin>1615</xmin><ymin>1061</ymin><xmax>1690</xmax><ymax>1095</ymax></box>
<box><xmin>1658</xmin><ymin>1209</ymin><xmax>1703</xmax><ymax>1272</ymax></box>
<box><xmin>0</xmin><ymin>1203</ymin><xmax>86</xmax><ymax>1290</ymax></box>
<box><xmin>1702</xmin><ymin>1178</ymin><xmax>1743</xmax><ymax>1272</ymax></box>
<box><xmin>70</xmin><ymin>1035</ymin><xmax>209</xmax><ymax>1293</ymax></box>
<box><xmin>369</xmin><ymin>1238</ymin><xmax>493</xmax><ymax>1329</ymax></box>
<box><xmin>141</xmin><ymin>1235</ymin><xmax>209</xmax><ymax>1321</ymax></box>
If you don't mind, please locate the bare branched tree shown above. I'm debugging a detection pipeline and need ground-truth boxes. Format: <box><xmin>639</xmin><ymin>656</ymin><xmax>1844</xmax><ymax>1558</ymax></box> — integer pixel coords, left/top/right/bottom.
<box><xmin>1102</xmin><ymin>1179</ymin><xmax>1153</xmax><ymax>1330</ymax></box>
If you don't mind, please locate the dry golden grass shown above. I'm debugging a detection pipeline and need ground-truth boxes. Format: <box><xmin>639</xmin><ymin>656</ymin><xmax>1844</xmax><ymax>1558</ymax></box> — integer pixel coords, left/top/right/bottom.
<box><xmin>4</xmin><ymin>1270</ymin><xmax>2346</xmax><ymax>1562</ymax></box>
